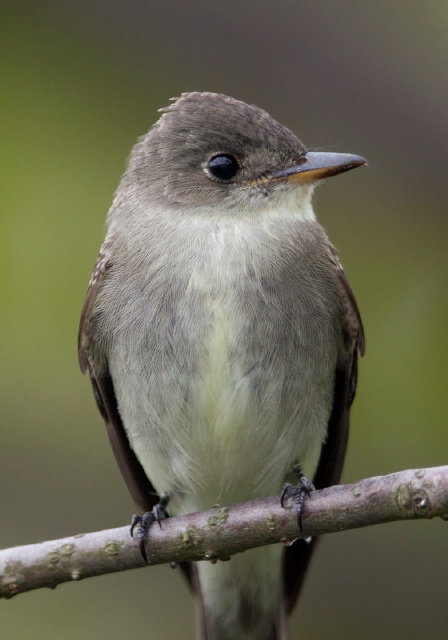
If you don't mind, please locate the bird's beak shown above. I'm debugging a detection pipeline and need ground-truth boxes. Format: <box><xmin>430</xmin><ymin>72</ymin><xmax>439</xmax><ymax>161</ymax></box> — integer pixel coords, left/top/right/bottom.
<box><xmin>270</xmin><ymin>151</ymin><xmax>367</xmax><ymax>184</ymax></box>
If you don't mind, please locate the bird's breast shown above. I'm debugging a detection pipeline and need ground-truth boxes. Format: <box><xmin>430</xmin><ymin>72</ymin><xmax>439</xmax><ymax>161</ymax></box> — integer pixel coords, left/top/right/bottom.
<box><xmin>106</xmin><ymin>220</ymin><xmax>343</xmax><ymax>512</ymax></box>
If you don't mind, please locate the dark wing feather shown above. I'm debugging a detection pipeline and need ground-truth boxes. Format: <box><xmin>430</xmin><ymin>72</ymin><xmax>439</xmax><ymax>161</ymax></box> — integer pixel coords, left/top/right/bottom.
<box><xmin>78</xmin><ymin>240</ymin><xmax>159</xmax><ymax>514</ymax></box>
<box><xmin>78</xmin><ymin>241</ymin><xmax>158</xmax><ymax>512</ymax></box>
<box><xmin>79</xmin><ymin>241</ymin><xmax>194</xmax><ymax>586</ymax></box>
<box><xmin>283</xmin><ymin>252</ymin><xmax>364</xmax><ymax>613</ymax></box>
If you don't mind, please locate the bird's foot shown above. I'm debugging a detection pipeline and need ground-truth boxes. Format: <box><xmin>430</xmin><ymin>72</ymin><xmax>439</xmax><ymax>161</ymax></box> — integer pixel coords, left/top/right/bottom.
<box><xmin>130</xmin><ymin>492</ymin><xmax>171</xmax><ymax>563</ymax></box>
<box><xmin>280</xmin><ymin>466</ymin><xmax>315</xmax><ymax>532</ymax></box>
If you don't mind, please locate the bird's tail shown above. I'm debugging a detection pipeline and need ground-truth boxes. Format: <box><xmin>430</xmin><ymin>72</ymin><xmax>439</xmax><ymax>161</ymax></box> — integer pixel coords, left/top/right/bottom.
<box><xmin>192</xmin><ymin>546</ymin><xmax>287</xmax><ymax>640</ymax></box>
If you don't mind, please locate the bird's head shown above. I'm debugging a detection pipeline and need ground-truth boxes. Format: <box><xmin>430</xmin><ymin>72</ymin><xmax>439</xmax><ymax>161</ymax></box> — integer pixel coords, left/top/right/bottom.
<box><xmin>118</xmin><ymin>92</ymin><xmax>366</xmax><ymax>221</ymax></box>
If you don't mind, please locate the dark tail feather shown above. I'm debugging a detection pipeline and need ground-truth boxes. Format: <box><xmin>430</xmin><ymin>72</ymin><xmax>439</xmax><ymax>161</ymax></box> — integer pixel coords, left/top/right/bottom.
<box><xmin>191</xmin><ymin>562</ymin><xmax>288</xmax><ymax>640</ymax></box>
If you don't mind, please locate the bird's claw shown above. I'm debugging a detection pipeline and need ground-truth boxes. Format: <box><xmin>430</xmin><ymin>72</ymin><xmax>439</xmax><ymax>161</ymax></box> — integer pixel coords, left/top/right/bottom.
<box><xmin>130</xmin><ymin>492</ymin><xmax>171</xmax><ymax>563</ymax></box>
<box><xmin>281</xmin><ymin>467</ymin><xmax>315</xmax><ymax>532</ymax></box>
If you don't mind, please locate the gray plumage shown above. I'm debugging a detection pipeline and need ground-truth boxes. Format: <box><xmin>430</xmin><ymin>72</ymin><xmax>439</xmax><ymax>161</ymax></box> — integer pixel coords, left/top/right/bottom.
<box><xmin>79</xmin><ymin>92</ymin><xmax>365</xmax><ymax>640</ymax></box>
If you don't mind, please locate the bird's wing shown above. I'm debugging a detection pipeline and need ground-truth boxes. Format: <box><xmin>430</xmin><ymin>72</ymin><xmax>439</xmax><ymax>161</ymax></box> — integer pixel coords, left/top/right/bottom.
<box><xmin>78</xmin><ymin>240</ymin><xmax>198</xmax><ymax>588</ymax></box>
<box><xmin>78</xmin><ymin>239</ymin><xmax>159</xmax><ymax>515</ymax></box>
<box><xmin>283</xmin><ymin>247</ymin><xmax>365</xmax><ymax>612</ymax></box>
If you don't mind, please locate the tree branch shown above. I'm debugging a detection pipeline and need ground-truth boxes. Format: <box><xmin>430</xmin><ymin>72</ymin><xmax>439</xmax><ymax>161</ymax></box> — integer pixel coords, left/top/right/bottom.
<box><xmin>1</xmin><ymin>466</ymin><xmax>447</xmax><ymax>599</ymax></box>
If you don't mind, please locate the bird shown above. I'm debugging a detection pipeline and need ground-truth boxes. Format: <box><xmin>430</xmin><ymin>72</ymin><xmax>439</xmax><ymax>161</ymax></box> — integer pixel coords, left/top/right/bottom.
<box><xmin>79</xmin><ymin>91</ymin><xmax>365</xmax><ymax>640</ymax></box>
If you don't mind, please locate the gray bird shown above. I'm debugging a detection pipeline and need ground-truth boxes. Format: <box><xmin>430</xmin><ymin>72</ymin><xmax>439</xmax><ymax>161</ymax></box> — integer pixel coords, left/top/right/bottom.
<box><xmin>79</xmin><ymin>92</ymin><xmax>365</xmax><ymax>640</ymax></box>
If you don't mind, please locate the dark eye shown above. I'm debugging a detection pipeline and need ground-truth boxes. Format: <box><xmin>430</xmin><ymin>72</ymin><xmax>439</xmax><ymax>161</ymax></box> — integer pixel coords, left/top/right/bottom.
<box><xmin>207</xmin><ymin>154</ymin><xmax>239</xmax><ymax>181</ymax></box>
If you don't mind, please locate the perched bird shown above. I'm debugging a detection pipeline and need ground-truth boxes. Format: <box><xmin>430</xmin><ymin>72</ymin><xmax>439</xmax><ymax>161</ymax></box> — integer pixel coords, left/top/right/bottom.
<box><xmin>79</xmin><ymin>92</ymin><xmax>365</xmax><ymax>640</ymax></box>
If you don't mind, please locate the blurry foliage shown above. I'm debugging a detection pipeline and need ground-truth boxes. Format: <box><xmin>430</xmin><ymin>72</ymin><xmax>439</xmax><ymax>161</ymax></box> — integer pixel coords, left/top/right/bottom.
<box><xmin>1</xmin><ymin>2</ymin><xmax>447</xmax><ymax>639</ymax></box>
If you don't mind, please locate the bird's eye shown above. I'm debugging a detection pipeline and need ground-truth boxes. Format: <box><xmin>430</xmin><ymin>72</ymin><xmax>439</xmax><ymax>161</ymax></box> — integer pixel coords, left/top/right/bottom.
<box><xmin>207</xmin><ymin>154</ymin><xmax>239</xmax><ymax>181</ymax></box>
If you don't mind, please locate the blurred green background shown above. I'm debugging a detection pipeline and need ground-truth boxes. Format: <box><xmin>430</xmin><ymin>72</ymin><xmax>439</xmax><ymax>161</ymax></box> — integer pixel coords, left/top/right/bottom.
<box><xmin>2</xmin><ymin>1</ymin><xmax>447</xmax><ymax>638</ymax></box>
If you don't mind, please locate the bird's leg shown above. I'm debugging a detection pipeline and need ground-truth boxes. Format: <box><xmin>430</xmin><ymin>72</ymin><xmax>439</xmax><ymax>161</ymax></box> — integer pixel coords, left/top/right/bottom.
<box><xmin>280</xmin><ymin>465</ymin><xmax>315</xmax><ymax>532</ymax></box>
<box><xmin>130</xmin><ymin>492</ymin><xmax>171</xmax><ymax>562</ymax></box>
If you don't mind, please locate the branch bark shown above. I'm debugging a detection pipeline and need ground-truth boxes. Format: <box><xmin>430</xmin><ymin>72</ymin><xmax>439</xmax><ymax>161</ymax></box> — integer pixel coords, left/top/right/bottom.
<box><xmin>1</xmin><ymin>466</ymin><xmax>447</xmax><ymax>599</ymax></box>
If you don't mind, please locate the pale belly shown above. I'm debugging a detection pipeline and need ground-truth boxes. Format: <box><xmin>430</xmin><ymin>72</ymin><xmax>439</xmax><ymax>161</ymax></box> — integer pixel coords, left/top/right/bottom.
<box><xmin>111</xmin><ymin>293</ymin><xmax>338</xmax><ymax>516</ymax></box>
